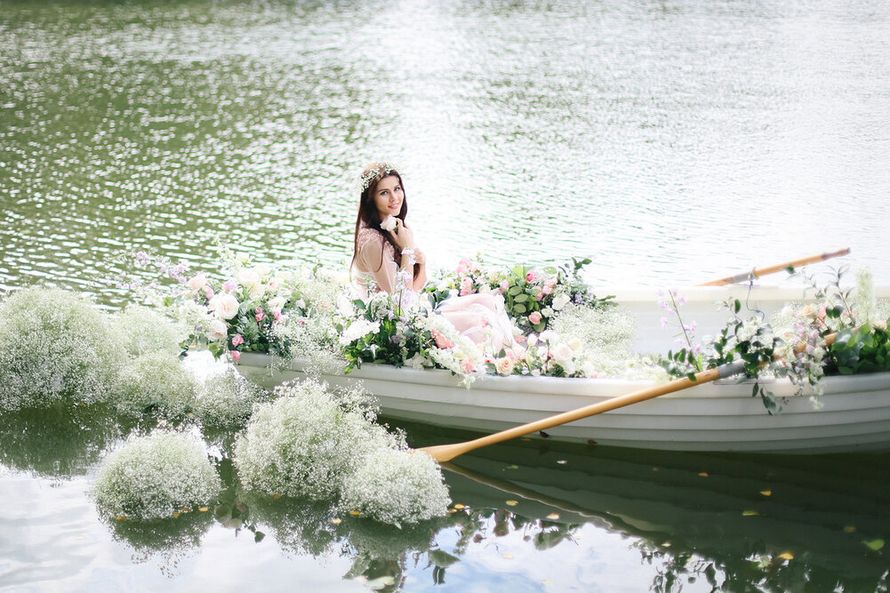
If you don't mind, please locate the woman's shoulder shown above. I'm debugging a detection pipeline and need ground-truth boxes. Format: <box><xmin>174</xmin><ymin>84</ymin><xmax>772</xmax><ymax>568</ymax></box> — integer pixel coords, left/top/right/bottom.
<box><xmin>357</xmin><ymin>223</ymin><xmax>382</xmax><ymax>243</ymax></box>
<box><xmin>356</xmin><ymin>224</ymin><xmax>394</xmax><ymax>260</ymax></box>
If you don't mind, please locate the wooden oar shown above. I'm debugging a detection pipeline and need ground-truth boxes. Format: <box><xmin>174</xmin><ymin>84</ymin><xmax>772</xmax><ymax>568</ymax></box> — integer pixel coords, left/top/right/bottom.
<box><xmin>421</xmin><ymin>334</ymin><xmax>838</xmax><ymax>463</ymax></box>
<box><xmin>699</xmin><ymin>248</ymin><xmax>850</xmax><ymax>286</ymax></box>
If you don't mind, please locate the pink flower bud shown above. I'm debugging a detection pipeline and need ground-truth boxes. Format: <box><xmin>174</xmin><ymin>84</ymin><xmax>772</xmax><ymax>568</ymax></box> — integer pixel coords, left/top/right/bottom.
<box><xmin>231</xmin><ymin>350</ymin><xmax>241</xmax><ymax>363</ymax></box>
<box><xmin>255</xmin><ymin>308</ymin><xmax>265</xmax><ymax>322</ymax></box>
<box><xmin>203</xmin><ymin>285</ymin><xmax>215</xmax><ymax>300</ymax></box>
<box><xmin>231</xmin><ymin>334</ymin><xmax>244</xmax><ymax>347</ymax></box>
<box><xmin>223</xmin><ymin>280</ymin><xmax>237</xmax><ymax>293</ymax></box>
<box><xmin>529</xmin><ymin>311</ymin><xmax>542</xmax><ymax>325</ymax></box>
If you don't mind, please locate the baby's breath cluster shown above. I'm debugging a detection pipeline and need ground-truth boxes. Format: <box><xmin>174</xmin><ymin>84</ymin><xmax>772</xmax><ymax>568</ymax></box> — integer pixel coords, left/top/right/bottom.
<box><xmin>234</xmin><ymin>379</ymin><xmax>451</xmax><ymax>525</ymax></box>
<box><xmin>233</xmin><ymin>379</ymin><xmax>401</xmax><ymax>500</ymax></box>
<box><xmin>94</xmin><ymin>430</ymin><xmax>221</xmax><ymax>521</ymax></box>
<box><xmin>112</xmin><ymin>305</ymin><xmax>187</xmax><ymax>357</ymax></box>
<box><xmin>194</xmin><ymin>367</ymin><xmax>266</xmax><ymax>429</ymax></box>
<box><xmin>339</xmin><ymin>448</ymin><xmax>450</xmax><ymax>527</ymax></box>
<box><xmin>0</xmin><ymin>288</ymin><xmax>125</xmax><ymax>411</ymax></box>
<box><xmin>113</xmin><ymin>351</ymin><xmax>198</xmax><ymax>420</ymax></box>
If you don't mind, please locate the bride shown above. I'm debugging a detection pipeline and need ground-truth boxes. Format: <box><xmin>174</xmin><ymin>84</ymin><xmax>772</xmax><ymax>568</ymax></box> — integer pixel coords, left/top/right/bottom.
<box><xmin>351</xmin><ymin>162</ymin><xmax>516</xmax><ymax>353</ymax></box>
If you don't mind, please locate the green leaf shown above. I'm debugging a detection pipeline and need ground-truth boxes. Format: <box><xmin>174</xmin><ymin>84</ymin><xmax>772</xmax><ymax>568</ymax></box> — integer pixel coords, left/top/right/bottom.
<box><xmin>513</xmin><ymin>304</ymin><xmax>527</xmax><ymax>314</ymax></box>
<box><xmin>514</xmin><ymin>293</ymin><xmax>529</xmax><ymax>303</ymax></box>
<box><xmin>208</xmin><ymin>343</ymin><xmax>223</xmax><ymax>358</ymax></box>
<box><xmin>508</xmin><ymin>286</ymin><xmax>523</xmax><ymax>296</ymax></box>
<box><xmin>733</xmin><ymin>299</ymin><xmax>741</xmax><ymax>314</ymax></box>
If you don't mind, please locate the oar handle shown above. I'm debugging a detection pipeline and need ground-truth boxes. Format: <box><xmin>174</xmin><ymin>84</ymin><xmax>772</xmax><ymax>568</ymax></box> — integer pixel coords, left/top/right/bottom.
<box><xmin>699</xmin><ymin>248</ymin><xmax>850</xmax><ymax>286</ymax></box>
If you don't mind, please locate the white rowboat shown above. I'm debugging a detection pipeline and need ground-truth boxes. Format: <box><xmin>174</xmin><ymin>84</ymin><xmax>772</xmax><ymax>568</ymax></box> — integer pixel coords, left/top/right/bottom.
<box><xmin>235</xmin><ymin>285</ymin><xmax>890</xmax><ymax>453</ymax></box>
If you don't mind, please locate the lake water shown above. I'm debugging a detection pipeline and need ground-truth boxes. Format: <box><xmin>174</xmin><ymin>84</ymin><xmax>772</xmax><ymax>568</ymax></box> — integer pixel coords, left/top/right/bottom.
<box><xmin>2</xmin><ymin>0</ymin><xmax>889</xmax><ymax>591</ymax></box>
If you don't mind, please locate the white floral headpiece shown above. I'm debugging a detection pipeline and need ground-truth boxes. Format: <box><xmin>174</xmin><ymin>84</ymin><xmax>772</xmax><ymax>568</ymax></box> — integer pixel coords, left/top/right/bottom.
<box><xmin>359</xmin><ymin>161</ymin><xmax>400</xmax><ymax>193</ymax></box>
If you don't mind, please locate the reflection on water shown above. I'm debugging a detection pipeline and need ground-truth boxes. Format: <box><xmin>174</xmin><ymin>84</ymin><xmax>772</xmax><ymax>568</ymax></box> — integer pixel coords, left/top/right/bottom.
<box><xmin>1</xmin><ymin>407</ymin><xmax>888</xmax><ymax>592</ymax></box>
<box><xmin>2</xmin><ymin>0</ymin><xmax>890</xmax><ymax>308</ymax></box>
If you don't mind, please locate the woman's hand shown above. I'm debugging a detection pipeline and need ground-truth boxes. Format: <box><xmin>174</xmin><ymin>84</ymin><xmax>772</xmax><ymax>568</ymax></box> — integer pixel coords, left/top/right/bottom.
<box><xmin>389</xmin><ymin>219</ymin><xmax>415</xmax><ymax>250</ymax></box>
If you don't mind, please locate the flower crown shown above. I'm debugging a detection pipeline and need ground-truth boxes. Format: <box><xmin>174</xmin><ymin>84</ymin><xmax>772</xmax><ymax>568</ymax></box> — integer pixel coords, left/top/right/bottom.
<box><xmin>359</xmin><ymin>161</ymin><xmax>400</xmax><ymax>193</ymax></box>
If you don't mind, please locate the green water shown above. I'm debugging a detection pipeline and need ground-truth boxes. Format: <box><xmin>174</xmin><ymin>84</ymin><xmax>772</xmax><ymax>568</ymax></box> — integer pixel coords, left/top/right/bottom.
<box><xmin>2</xmin><ymin>0</ymin><xmax>890</xmax><ymax>590</ymax></box>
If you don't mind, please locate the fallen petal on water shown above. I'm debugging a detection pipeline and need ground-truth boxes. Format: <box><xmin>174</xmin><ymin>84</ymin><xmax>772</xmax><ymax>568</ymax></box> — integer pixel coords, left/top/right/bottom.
<box><xmin>777</xmin><ymin>551</ymin><xmax>794</xmax><ymax>561</ymax></box>
<box><xmin>760</xmin><ymin>490</ymin><xmax>772</xmax><ymax>497</ymax></box>
<box><xmin>545</xmin><ymin>513</ymin><xmax>560</xmax><ymax>520</ymax></box>
<box><xmin>742</xmin><ymin>510</ymin><xmax>760</xmax><ymax>517</ymax></box>
<box><xmin>505</xmin><ymin>500</ymin><xmax>519</xmax><ymax>507</ymax></box>
<box><xmin>331</xmin><ymin>517</ymin><xmax>342</xmax><ymax>525</ymax></box>
<box><xmin>843</xmin><ymin>525</ymin><xmax>857</xmax><ymax>533</ymax></box>
<box><xmin>863</xmin><ymin>539</ymin><xmax>885</xmax><ymax>552</ymax></box>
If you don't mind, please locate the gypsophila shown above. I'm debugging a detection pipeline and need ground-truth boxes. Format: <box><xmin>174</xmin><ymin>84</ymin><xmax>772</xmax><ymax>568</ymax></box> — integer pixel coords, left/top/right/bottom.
<box><xmin>93</xmin><ymin>430</ymin><xmax>221</xmax><ymax>521</ymax></box>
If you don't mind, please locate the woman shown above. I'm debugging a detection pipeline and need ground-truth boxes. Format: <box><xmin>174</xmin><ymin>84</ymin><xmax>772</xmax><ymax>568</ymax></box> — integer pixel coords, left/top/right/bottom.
<box><xmin>351</xmin><ymin>162</ymin><xmax>516</xmax><ymax>352</ymax></box>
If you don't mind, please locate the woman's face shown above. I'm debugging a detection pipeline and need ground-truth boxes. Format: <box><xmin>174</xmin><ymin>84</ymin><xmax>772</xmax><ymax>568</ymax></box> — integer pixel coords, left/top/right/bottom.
<box><xmin>372</xmin><ymin>175</ymin><xmax>403</xmax><ymax>220</ymax></box>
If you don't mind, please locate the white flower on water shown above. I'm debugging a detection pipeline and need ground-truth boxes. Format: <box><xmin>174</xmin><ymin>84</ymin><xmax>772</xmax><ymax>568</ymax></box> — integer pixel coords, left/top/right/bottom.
<box><xmin>209</xmin><ymin>293</ymin><xmax>239</xmax><ymax>320</ymax></box>
<box><xmin>340</xmin><ymin>319</ymin><xmax>380</xmax><ymax>345</ymax></box>
<box><xmin>380</xmin><ymin>216</ymin><xmax>398</xmax><ymax>232</ymax></box>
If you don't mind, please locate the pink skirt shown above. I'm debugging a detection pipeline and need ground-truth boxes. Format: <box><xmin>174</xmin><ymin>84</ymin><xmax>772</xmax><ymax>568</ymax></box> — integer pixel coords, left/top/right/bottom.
<box><xmin>437</xmin><ymin>292</ymin><xmax>516</xmax><ymax>353</ymax></box>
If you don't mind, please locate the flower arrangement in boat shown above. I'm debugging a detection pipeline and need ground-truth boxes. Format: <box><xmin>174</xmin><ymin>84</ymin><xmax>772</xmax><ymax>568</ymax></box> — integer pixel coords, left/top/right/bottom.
<box><xmin>659</xmin><ymin>268</ymin><xmax>890</xmax><ymax>411</ymax></box>
<box><xmin>336</xmin><ymin>287</ymin><xmax>486</xmax><ymax>385</ymax></box>
<box><xmin>425</xmin><ymin>256</ymin><xmax>613</xmax><ymax>333</ymax></box>
<box><xmin>130</xmin><ymin>249</ymin><xmax>340</xmax><ymax>360</ymax></box>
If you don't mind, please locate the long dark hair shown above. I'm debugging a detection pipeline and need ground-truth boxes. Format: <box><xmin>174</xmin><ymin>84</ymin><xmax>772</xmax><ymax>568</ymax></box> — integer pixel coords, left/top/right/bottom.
<box><xmin>351</xmin><ymin>164</ymin><xmax>408</xmax><ymax>273</ymax></box>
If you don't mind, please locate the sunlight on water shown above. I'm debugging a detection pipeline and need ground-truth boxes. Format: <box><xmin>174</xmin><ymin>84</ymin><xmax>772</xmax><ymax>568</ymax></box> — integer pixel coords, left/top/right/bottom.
<box><xmin>1</xmin><ymin>0</ymin><xmax>889</xmax><ymax>307</ymax></box>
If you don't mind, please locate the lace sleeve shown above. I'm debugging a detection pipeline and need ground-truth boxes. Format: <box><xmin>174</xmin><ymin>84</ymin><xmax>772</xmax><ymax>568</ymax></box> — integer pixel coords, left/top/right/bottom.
<box><xmin>357</xmin><ymin>230</ymin><xmax>399</xmax><ymax>294</ymax></box>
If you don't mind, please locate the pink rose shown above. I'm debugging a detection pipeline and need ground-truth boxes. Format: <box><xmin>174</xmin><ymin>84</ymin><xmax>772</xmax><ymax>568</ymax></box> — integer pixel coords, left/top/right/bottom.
<box><xmin>542</xmin><ymin>284</ymin><xmax>553</xmax><ymax>296</ymax></box>
<box><xmin>529</xmin><ymin>311</ymin><xmax>542</xmax><ymax>325</ymax></box>
<box><xmin>203</xmin><ymin>285</ymin><xmax>215</xmax><ymax>300</ymax></box>
<box><xmin>223</xmin><ymin>280</ymin><xmax>237</xmax><ymax>293</ymax></box>
<box><xmin>526</xmin><ymin>271</ymin><xmax>538</xmax><ymax>283</ymax></box>
<box><xmin>230</xmin><ymin>350</ymin><xmax>241</xmax><ymax>363</ymax></box>
<box><xmin>431</xmin><ymin>330</ymin><xmax>454</xmax><ymax>349</ymax></box>
<box><xmin>255</xmin><ymin>307</ymin><xmax>265</xmax><ymax>322</ymax></box>
<box><xmin>459</xmin><ymin>277</ymin><xmax>474</xmax><ymax>297</ymax></box>
<box><xmin>231</xmin><ymin>334</ymin><xmax>244</xmax><ymax>347</ymax></box>
<box><xmin>456</xmin><ymin>258</ymin><xmax>472</xmax><ymax>274</ymax></box>
<box><xmin>273</xmin><ymin>310</ymin><xmax>282</xmax><ymax>321</ymax></box>
<box><xmin>534</xmin><ymin>289</ymin><xmax>544</xmax><ymax>301</ymax></box>
<box><xmin>461</xmin><ymin>358</ymin><xmax>476</xmax><ymax>374</ymax></box>
<box><xmin>495</xmin><ymin>357</ymin><xmax>514</xmax><ymax>376</ymax></box>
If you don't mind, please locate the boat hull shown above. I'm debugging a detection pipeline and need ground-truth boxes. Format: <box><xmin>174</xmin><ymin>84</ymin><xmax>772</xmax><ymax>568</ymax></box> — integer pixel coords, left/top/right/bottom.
<box><xmin>234</xmin><ymin>285</ymin><xmax>890</xmax><ymax>453</ymax></box>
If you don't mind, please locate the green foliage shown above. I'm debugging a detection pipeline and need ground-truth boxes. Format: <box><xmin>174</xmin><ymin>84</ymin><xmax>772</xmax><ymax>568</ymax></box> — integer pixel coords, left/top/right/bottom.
<box><xmin>829</xmin><ymin>321</ymin><xmax>890</xmax><ymax>375</ymax></box>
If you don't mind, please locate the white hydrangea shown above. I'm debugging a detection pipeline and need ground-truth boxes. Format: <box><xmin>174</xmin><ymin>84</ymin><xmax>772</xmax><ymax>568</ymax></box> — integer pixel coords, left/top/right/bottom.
<box><xmin>0</xmin><ymin>288</ymin><xmax>126</xmax><ymax>411</ymax></box>
<box><xmin>233</xmin><ymin>379</ymin><xmax>398</xmax><ymax>500</ymax></box>
<box><xmin>340</xmin><ymin>319</ymin><xmax>380</xmax><ymax>345</ymax></box>
<box><xmin>93</xmin><ymin>430</ymin><xmax>221</xmax><ymax>521</ymax></box>
<box><xmin>339</xmin><ymin>448</ymin><xmax>451</xmax><ymax>527</ymax></box>
<box><xmin>113</xmin><ymin>351</ymin><xmax>198</xmax><ymax>420</ymax></box>
<box><xmin>112</xmin><ymin>305</ymin><xmax>187</xmax><ymax>357</ymax></box>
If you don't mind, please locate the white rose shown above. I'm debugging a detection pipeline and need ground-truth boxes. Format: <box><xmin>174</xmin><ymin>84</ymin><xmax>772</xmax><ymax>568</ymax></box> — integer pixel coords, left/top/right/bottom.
<box><xmin>187</xmin><ymin>273</ymin><xmax>208</xmax><ymax>291</ymax></box>
<box><xmin>253</xmin><ymin>263</ymin><xmax>272</xmax><ymax>278</ymax></box>
<box><xmin>568</xmin><ymin>337</ymin><xmax>583</xmax><ymax>352</ymax></box>
<box><xmin>209</xmin><ymin>293</ymin><xmax>240</xmax><ymax>320</ymax></box>
<box><xmin>268</xmin><ymin>296</ymin><xmax>287</xmax><ymax>313</ymax></box>
<box><xmin>207</xmin><ymin>319</ymin><xmax>228</xmax><ymax>341</ymax></box>
<box><xmin>552</xmin><ymin>293</ymin><xmax>571</xmax><ymax>311</ymax></box>
<box><xmin>237</xmin><ymin>269</ymin><xmax>260</xmax><ymax>287</ymax></box>
<box><xmin>495</xmin><ymin>357</ymin><xmax>514</xmax><ymax>376</ymax></box>
<box><xmin>380</xmin><ymin>216</ymin><xmax>397</xmax><ymax>231</ymax></box>
<box><xmin>248</xmin><ymin>282</ymin><xmax>265</xmax><ymax>301</ymax></box>
<box><xmin>541</xmin><ymin>307</ymin><xmax>554</xmax><ymax>318</ymax></box>
<box><xmin>552</xmin><ymin>343</ymin><xmax>574</xmax><ymax>362</ymax></box>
